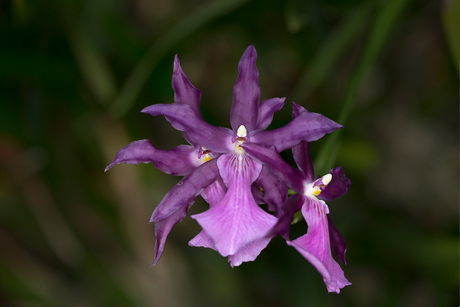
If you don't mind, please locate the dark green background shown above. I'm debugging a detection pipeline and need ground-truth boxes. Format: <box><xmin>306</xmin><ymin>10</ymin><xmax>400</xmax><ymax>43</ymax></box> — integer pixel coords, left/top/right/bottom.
<box><xmin>0</xmin><ymin>0</ymin><xmax>458</xmax><ymax>306</ymax></box>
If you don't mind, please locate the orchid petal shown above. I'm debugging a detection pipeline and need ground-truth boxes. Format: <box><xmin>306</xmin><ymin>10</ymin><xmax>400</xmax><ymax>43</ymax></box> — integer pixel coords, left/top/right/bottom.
<box><xmin>254</xmin><ymin>97</ymin><xmax>285</xmax><ymax>131</ymax></box>
<box><xmin>231</xmin><ymin>45</ymin><xmax>260</xmax><ymax>132</ymax></box>
<box><xmin>192</xmin><ymin>153</ymin><xmax>277</xmax><ymax>257</ymax></box>
<box><xmin>255</xmin><ymin>165</ymin><xmax>288</xmax><ymax>216</ymax></box>
<box><xmin>292</xmin><ymin>141</ymin><xmax>314</xmax><ymax>183</ymax></box>
<box><xmin>142</xmin><ymin>103</ymin><xmax>233</xmax><ymax>153</ymax></box>
<box><xmin>105</xmin><ymin>140</ymin><xmax>200</xmax><ymax>176</ymax></box>
<box><xmin>328</xmin><ymin>216</ymin><xmax>347</xmax><ymax>264</ymax></box>
<box><xmin>291</xmin><ymin>102</ymin><xmax>308</xmax><ymax>118</ymax></box>
<box><xmin>251</xmin><ymin>110</ymin><xmax>343</xmax><ymax>152</ymax></box>
<box><xmin>172</xmin><ymin>55</ymin><xmax>202</xmax><ymax>114</ymax></box>
<box><xmin>242</xmin><ymin>143</ymin><xmax>305</xmax><ymax>194</ymax></box>
<box><xmin>200</xmin><ymin>177</ymin><xmax>227</xmax><ymax>206</ymax></box>
<box><xmin>188</xmin><ymin>229</ymin><xmax>215</xmax><ymax>249</ymax></box>
<box><xmin>150</xmin><ymin>159</ymin><xmax>219</xmax><ymax>222</ymax></box>
<box><xmin>319</xmin><ymin>167</ymin><xmax>351</xmax><ymax>201</ymax></box>
<box><xmin>152</xmin><ymin>201</ymin><xmax>193</xmax><ymax>266</ymax></box>
<box><xmin>227</xmin><ymin>238</ymin><xmax>272</xmax><ymax>267</ymax></box>
<box><xmin>189</xmin><ymin>229</ymin><xmax>272</xmax><ymax>268</ymax></box>
<box><xmin>287</xmin><ymin>198</ymin><xmax>351</xmax><ymax>293</ymax></box>
<box><xmin>266</xmin><ymin>194</ymin><xmax>304</xmax><ymax>240</ymax></box>
<box><xmin>251</xmin><ymin>182</ymin><xmax>264</xmax><ymax>205</ymax></box>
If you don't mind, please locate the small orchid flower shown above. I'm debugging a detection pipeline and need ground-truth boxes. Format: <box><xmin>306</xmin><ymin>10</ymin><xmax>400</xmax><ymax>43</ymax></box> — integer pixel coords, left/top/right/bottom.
<box><xmin>106</xmin><ymin>45</ymin><xmax>343</xmax><ymax>267</ymax></box>
<box><xmin>241</xmin><ymin>103</ymin><xmax>351</xmax><ymax>293</ymax></box>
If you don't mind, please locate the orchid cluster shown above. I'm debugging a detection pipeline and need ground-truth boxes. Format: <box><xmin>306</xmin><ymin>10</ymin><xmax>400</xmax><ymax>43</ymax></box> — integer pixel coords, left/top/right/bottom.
<box><xmin>106</xmin><ymin>46</ymin><xmax>351</xmax><ymax>293</ymax></box>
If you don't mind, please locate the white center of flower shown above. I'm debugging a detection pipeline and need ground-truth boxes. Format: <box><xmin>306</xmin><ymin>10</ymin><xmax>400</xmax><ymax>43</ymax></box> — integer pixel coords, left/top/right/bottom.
<box><xmin>235</xmin><ymin>125</ymin><xmax>247</xmax><ymax>155</ymax></box>
<box><xmin>237</xmin><ymin>125</ymin><xmax>247</xmax><ymax>138</ymax></box>
<box><xmin>304</xmin><ymin>173</ymin><xmax>332</xmax><ymax>198</ymax></box>
<box><xmin>199</xmin><ymin>147</ymin><xmax>212</xmax><ymax>164</ymax></box>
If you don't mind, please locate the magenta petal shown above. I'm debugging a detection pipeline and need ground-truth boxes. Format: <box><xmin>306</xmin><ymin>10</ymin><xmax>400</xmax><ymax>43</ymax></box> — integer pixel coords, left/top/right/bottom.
<box><xmin>319</xmin><ymin>167</ymin><xmax>351</xmax><ymax>201</ymax></box>
<box><xmin>189</xmin><ymin>229</ymin><xmax>216</xmax><ymax>250</ymax></box>
<box><xmin>291</xmin><ymin>102</ymin><xmax>308</xmax><ymax>118</ymax></box>
<box><xmin>192</xmin><ymin>153</ymin><xmax>277</xmax><ymax>257</ymax></box>
<box><xmin>172</xmin><ymin>55</ymin><xmax>202</xmax><ymax>113</ymax></box>
<box><xmin>292</xmin><ymin>141</ymin><xmax>314</xmax><ymax>184</ymax></box>
<box><xmin>254</xmin><ymin>97</ymin><xmax>285</xmax><ymax>131</ymax></box>
<box><xmin>256</xmin><ymin>165</ymin><xmax>288</xmax><ymax>216</ymax></box>
<box><xmin>287</xmin><ymin>197</ymin><xmax>351</xmax><ymax>293</ymax></box>
<box><xmin>251</xmin><ymin>110</ymin><xmax>343</xmax><ymax>152</ymax></box>
<box><xmin>267</xmin><ymin>194</ymin><xmax>304</xmax><ymax>240</ymax></box>
<box><xmin>152</xmin><ymin>202</ymin><xmax>193</xmax><ymax>266</ymax></box>
<box><xmin>189</xmin><ymin>179</ymin><xmax>227</xmax><ymax>250</ymax></box>
<box><xmin>251</xmin><ymin>182</ymin><xmax>264</xmax><ymax>205</ymax></box>
<box><xmin>227</xmin><ymin>237</ymin><xmax>272</xmax><ymax>267</ymax></box>
<box><xmin>150</xmin><ymin>159</ymin><xmax>219</xmax><ymax>222</ymax></box>
<box><xmin>328</xmin><ymin>216</ymin><xmax>347</xmax><ymax>264</ymax></box>
<box><xmin>231</xmin><ymin>45</ymin><xmax>260</xmax><ymax>132</ymax></box>
<box><xmin>242</xmin><ymin>143</ymin><xmax>305</xmax><ymax>194</ymax></box>
<box><xmin>200</xmin><ymin>177</ymin><xmax>227</xmax><ymax>206</ymax></box>
<box><xmin>142</xmin><ymin>103</ymin><xmax>233</xmax><ymax>153</ymax></box>
<box><xmin>105</xmin><ymin>140</ymin><xmax>200</xmax><ymax>176</ymax></box>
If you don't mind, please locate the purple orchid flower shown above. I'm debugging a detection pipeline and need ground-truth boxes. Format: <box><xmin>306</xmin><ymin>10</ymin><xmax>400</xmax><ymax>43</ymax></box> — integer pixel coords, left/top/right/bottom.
<box><xmin>106</xmin><ymin>45</ymin><xmax>343</xmax><ymax>268</ymax></box>
<box><xmin>241</xmin><ymin>103</ymin><xmax>351</xmax><ymax>293</ymax></box>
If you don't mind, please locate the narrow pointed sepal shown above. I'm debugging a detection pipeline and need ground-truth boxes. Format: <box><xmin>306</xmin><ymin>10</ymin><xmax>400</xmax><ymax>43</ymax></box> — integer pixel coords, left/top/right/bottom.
<box><xmin>152</xmin><ymin>201</ymin><xmax>193</xmax><ymax>266</ymax></box>
<box><xmin>105</xmin><ymin>140</ymin><xmax>200</xmax><ymax>176</ymax></box>
<box><xmin>292</xmin><ymin>141</ymin><xmax>314</xmax><ymax>183</ymax></box>
<box><xmin>254</xmin><ymin>97</ymin><xmax>285</xmax><ymax>131</ymax></box>
<box><xmin>251</xmin><ymin>109</ymin><xmax>343</xmax><ymax>152</ymax></box>
<box><xmin>172</xmin><ymin>55</ymin><xmax>202</xmax><ymax>113</ymax></box>
<box><xmin>328</xmin><ymin>216</ymin><xmax>347</xmax><ymax>264</ymax></box>
<box><xmin>150</xmin><ymin>159</ymin><xmax>220</xmax><ymax>222</ymax></box>
<box><xmin>287</xmin><ymin>197</ymin><xmax>351</xmax><ymax>293</ymax></box>
<box><xmin>142</xmin><ymin>103</ymin><xmax>233</xmax><ymax>153</ymax></box>
<box><xmin>231</xmin><ymin>45</ymin><xmax>260</xmax><ymax>132</ymax></box>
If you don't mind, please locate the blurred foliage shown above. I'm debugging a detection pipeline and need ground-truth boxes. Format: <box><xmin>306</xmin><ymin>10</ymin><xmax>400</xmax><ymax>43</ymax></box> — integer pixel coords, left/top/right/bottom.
<box><xmin>0</xmin><ymin>0</ymin><xmax>458</xmax><ymax>306</ymax></box>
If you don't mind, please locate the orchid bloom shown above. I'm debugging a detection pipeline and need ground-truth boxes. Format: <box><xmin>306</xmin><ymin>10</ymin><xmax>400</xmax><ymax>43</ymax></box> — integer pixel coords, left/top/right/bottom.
<box><xmin>242</xmin><ymin>104</ymin><xmax>351</xmax><ymax>293</ymax></box>
<box><xmin>106</xmin><ymin>45</ymin><xmax>343</xmax><ymax>269</ymax></box>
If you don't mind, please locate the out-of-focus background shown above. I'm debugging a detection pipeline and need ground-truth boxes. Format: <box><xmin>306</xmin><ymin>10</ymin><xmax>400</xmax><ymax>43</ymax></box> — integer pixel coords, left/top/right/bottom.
<box><xmin>0</xmin><ymin>0</ymin><xmax>458</xmax><ymax>306</ymax></box>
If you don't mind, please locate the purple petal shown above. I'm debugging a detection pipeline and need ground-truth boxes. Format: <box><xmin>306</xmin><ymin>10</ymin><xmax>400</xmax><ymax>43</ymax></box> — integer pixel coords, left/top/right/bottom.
<box><xmin>251</xmin><ymin>182</ymin><xmax>265</xmax><ymax>205</ymax></box>
<box><xmin>200</xmin><ymin>177</ymin><xmax>227</xmax><ymax>206</ymax></box>
<box><xmin>105</xmin><ymin>140</ymin><xmax>200</xmax><ymax>176</ymax></box>
<box><xmin>152</xmin><ymin>202</ymin><xmax>193</xmax><ymax>266</ymax></box>
<box><xmin>292</xmin><ymin>141</ymin><xmax>314</xmax><ymax>183</ymax></box>
<box><xmin>150</xmin><ymin>159</ymin><xmax>220</xmax><ymax>222</ymax></box>
<box><xmin>266</xmin><ymin>194</ymin><xmax>304</xmax><ymax>240</ymax></box>
<box><xmin>241</xmin><ymin>142</ymin><xmax>305</xmax><ymax>194</ymax></box>
<box><xmin>319</xmin><ymin>167</ymin><xmax>351</xmax><ymax>201</ymax></box>
<box><xmin>192</xmin><ymin>153</ymin><xmax>277</xmax><ymax>257</ymax></box>
<box><xmin>254</xmin><ymin>97</ymin><xmax>286</xmax><ymax>131</ymax></box>
<box><xmin>189</xmin><ymin>179</ymin><xmax>226</xmax><ymax>250</ymax></box>
<box><xmin>189</xmin><ymin>229</ymin><xmax>215</xmax><ymax>249</ymax></box>
<box><xmin>231</xmin><ymin>45</ymin><xmax>260</xmax><ymax>132</ymax></box>
<box><xmin>291</xmin><ymin>102</ymin><xmax>308</xmax><ymax>118</ymax></box>
<box><xmin>255</xmin><ymin>165</ymin><xmax>288</xmax><ymax>216</ymax></box>
<box><xmin>287</xmin><ymin>197</ymin><xmax>351</xmax><ymax>293</ymax></box>
<box><xmin>142</xmin><ymin>103</ymin><xmax>233</xmax><ymax>153</ymax></box>
<box><xmin>328</xmin><ymin>216</ymin><xmax>347</xmax><ymax>264</ymax></box>
<box><xmin>172</xmin><ymin>55</ymin><xmax>202</xmax><ymax>113</ymax></box>
<box><xmin>251</xmin><ymin>110</ymin><xmax>343</xmax><ymax>152</ymax></box>
<box><xmin>227</xmin><ymin>238</ymin><xmax>272</xmax><ymax>267</ymax></box>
